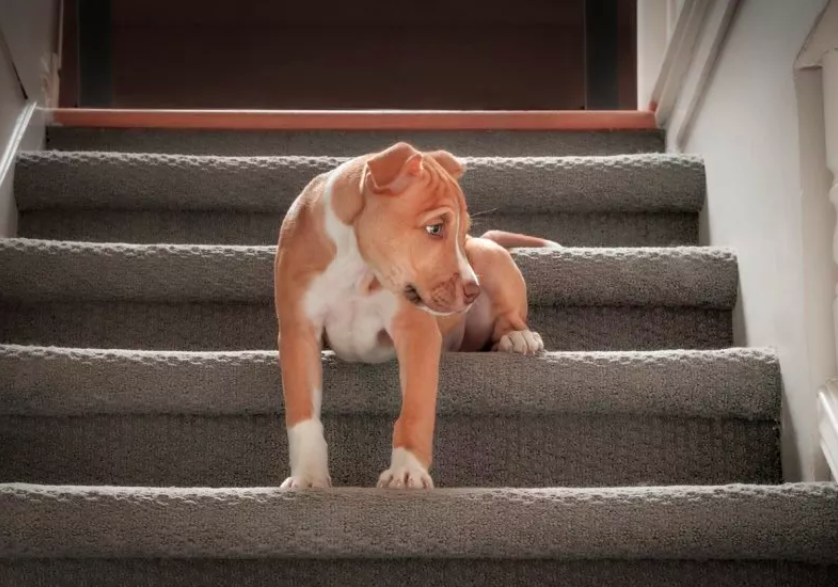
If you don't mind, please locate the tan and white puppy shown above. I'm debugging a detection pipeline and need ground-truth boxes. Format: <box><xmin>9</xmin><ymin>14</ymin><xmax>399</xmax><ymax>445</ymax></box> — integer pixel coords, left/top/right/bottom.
<box><xmin>274</xmin><ymin>142</ymin><xmax>556</xmax><ymax>490</ymax></box>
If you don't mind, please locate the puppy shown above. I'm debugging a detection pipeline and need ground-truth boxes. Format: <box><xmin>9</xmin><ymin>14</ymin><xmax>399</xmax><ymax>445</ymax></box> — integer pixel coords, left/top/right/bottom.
<box><xmin>274</xmin><ymin>142</ymin><xmax>555</xmax><ymax>489</ymax></box>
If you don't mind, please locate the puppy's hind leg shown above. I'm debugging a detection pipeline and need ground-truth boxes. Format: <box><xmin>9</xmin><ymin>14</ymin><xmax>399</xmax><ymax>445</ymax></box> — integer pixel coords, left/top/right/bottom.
<box><xmin>479</xmin><ymin>230</ymin><xmax>561</xmax><ymax>250</ymax></box>
<box><xmin>465</xmin><ymin>237</ymin><xmax>545</xmax><ymax>355</ymax></box>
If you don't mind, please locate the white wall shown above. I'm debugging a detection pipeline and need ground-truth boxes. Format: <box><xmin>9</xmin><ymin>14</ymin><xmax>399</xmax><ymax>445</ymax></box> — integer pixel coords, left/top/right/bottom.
<box><xmin>637</xmin><ymin>0</ymin><xmax>669</xmax><ymax>109</ymax></box>
<box><xmin>0</xmin><ymin>40</ymin><xmax>25</xmax><ymax>237</ymax></box>
<box><xmin>0</xmin><ymin>0</ymin><xmax>60</xmax><ymax>105</ymax></box>
<box><xmin>682</xmin><ymin>0</ymin><xmax>833</xmax><ymax>481</ymax></box>
<box><xmin>0</xmin><ymin>0</ymin><xmax>58</xmax><ymax>237</ymax></box>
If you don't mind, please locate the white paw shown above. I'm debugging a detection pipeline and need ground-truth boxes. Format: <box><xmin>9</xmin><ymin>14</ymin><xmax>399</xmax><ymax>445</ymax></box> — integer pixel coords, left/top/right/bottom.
<box><xmin>280</xmin><ymin>474</ymin><xmax>332</xmax><ymax>489</ymax></box>
<box><xmin>377</xmin><ymin>448</ymin><xmax>434</xmax><ymax>489</ymax></box>
<box><xmin>496</xmin><ymin>329</ymin><xmax>544</xmax><ymax>354</ymax></box>
<box><xmin>282</xmin><ymin>419</ymin><xmax>331</xmax><ymax>490</ymax></box>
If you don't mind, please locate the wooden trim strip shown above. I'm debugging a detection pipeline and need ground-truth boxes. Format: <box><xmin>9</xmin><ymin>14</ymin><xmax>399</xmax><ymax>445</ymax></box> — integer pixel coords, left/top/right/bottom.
<box><xmin>49</xmin><ymin>109</ymin><xmax>658</xmax><ymax>131</ymax></box>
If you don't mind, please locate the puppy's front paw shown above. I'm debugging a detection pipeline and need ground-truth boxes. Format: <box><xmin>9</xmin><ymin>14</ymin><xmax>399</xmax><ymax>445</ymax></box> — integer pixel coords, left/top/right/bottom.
<box><xmin>377</xmin><ymin>448</ymin><xmax>434</xmax><ymax>489</ymax></box>
<box><xmin>282</xmin><ymin>419</ymin><xmax>331</xmax><ymax>490</ymax></box>
<box><xmin>496</xmin><ymin>329</ymin><xmax>544</xmax><ymax>355</ymax></box>
<box><xmin>280</xmin><ymin>474</ymin><xmax>332</xmax><ymax>489</ymax></box>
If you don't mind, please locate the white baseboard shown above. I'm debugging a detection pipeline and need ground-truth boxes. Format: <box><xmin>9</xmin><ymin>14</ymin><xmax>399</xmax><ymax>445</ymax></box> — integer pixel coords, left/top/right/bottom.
<box><xmin>0</xmin><ymin>100</ymin><xmax>40</xmax><ymax>237</ymax></box>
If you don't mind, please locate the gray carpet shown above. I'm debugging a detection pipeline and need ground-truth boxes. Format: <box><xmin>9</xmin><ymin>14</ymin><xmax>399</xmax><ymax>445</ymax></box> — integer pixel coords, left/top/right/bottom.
<box><xmin>0</xmin><ymin>240</ymin><xmax>738</xmax><ymax>351</ymax></box>
<box><xmin>0</xmin><ymin>346</ymin><xmax>782</xmax><ymax>487</ymax></box>
<box><xmin>0</xmin><ymin>346</ymin><xmax>779</xmax><ymax>418</ymax></box>
<box><xmin>2</xmin><ymin>484</ymin><xmax>836</xmax><ymax>559</ymax></box>
<box><xmin>0</xmin><ymin>239</ymin><xmax>735</xmax><ymax>305</ymax></box>
<box><xmin>14</xmin><ymin>150</ymin><xmax>703</xmax><ymax>247</ymax></box>
<box><xmin>0</xmin><ymin>301</ymin><xmax>734</xmax><ymax>351</ymax></box>
<box><xmin>15</xmin><ymin>152</ymin><xmax>704</xmax><ymax>213</ymax></box>
<box><xmin>0</xmin><ymin>412</ymin><xmax>781</xmax><ymax>487</ymax></box>
<box><xmin>1</xmin><ymin>126</ymin><xmax>835</xmax><ymax>583</ymax></box>
<box><xmin>17</xmin><ymin>209</ymin><xmax>699</xmax><ymax>247</ymax></box>
<box><xmin>45</xmin><ymin>127</ymin><xmax>666</xmax><ymax>157</ymax></box>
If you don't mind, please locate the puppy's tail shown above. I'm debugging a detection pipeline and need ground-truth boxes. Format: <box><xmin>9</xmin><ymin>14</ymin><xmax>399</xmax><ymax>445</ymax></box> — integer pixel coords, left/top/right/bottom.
<box><xmin>479</xmin><ymin>230</ymin><xmax>561</xmax><ymax>250</ymax></box>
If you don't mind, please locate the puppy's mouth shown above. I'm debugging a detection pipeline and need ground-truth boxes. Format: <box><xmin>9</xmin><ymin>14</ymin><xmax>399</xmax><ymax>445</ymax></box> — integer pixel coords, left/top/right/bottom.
<box><xmin>403</xmin><ymin>284</ymin><xmax>468</xmax><ymax>317</ymax></box>
<box><xmin>404</xmin><ymin>284</ymin><xmax>423</xmax><ymax>305</ymax></box>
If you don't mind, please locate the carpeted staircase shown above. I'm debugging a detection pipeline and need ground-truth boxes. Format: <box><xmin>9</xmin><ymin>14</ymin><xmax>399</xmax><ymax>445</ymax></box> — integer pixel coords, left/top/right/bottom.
<box><xmin>0</xmin><ymin>125</ymin><xmax>836</xmax><ymax>586</ymax></box>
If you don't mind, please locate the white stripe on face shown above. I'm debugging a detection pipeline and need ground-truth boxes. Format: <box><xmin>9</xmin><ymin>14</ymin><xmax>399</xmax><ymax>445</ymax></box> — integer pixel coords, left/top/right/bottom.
<box><xmin>454</xmin><ymin>211</ymin><xmax>478</xmax><ymax>285</ymax></box>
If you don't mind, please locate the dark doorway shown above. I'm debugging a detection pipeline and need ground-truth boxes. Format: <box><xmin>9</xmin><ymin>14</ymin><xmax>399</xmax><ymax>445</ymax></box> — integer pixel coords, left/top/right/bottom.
<box><xmin>62</xmin><ymin>0</ymin><xmax>637</xmax><ymax>110</ymax></box>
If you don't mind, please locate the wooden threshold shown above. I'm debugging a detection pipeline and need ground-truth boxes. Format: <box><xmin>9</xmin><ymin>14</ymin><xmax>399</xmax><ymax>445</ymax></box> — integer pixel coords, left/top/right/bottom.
<box><xmin>49</xmin><ymin>109</ymin><xmax>658</xmax><ymax>131</ymax></box>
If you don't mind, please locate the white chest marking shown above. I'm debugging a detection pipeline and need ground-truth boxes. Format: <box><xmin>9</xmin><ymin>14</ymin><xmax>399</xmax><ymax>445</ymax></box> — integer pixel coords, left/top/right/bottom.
<box><xmin>303</xmin><ymin>163</ymin><xmax>398</xmax><ymax>364</ymax></box>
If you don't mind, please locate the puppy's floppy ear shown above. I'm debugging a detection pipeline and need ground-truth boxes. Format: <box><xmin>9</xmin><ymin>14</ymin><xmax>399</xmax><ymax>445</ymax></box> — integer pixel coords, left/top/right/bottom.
<box><xmin>427</xmin><ymin>150</ymin><xmax>465</xmax><ymax>179</ymax></box>
<box><xmin>364</xmin><ymin>142</ymin><xmax>424</xmax><ymax>195</ymax></box>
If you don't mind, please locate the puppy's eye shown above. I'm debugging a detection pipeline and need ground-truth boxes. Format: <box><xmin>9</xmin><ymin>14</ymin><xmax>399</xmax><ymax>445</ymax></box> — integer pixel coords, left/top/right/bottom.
<box><xmin>425</xmin><ymin>223</ymin><xmax>444</xmax><ymax>238</ymax></box>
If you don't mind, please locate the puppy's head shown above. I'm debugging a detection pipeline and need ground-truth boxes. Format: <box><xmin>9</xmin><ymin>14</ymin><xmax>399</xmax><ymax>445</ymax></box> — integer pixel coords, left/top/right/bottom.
<box><xmin>354</xmin><ymin>142</ymin><xmax>480</xmax><ymax>315</ymax></box>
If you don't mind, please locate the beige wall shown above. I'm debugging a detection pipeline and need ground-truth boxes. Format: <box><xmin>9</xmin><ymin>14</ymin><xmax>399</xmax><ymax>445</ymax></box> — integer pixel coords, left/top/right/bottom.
<box><xmin>683</xmin><ymin>0</ymin><xmax>833</xmax><ymax>481</ymax></box>
<box><xmin>0</xmin><ymin>0</ymin><xmax>58</xmax><ymax>237</ymax></box>
<box><xmin>637</xmin><ymin>0</ymin><xmax>668</xmax><ymax>109</ymax></box>
<box><xmin>0</xmin><ymin>40</ymin><xmax>25</xmax><ymax>237</ymax></box>
<box><xmin>0</xmin><ymin>0</ymin><xmax>59</xmax><ymax>104</ymax></box>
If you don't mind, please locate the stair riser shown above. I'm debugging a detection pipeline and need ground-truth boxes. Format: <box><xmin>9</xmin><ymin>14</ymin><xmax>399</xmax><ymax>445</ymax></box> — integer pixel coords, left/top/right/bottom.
<box><xmin>3</xmin><ymin>483</ymin><xmax>835</xmax><ymax>560</ymax></box>
<box><xmin>45</xmin><ymin>128</ymin><xmax>666</xmax><ymax>157</ymax></box>
<box><xmin>0</xmin><ymin>347</ymin><xmax>781</xmax><ymax>420</ymax></box>
<box><xmin>0</xmin><ymin>414</ymin><xmax>781</xmax><ymax>487</ymax></box>
<box><xmin>17</xmin><ymin>210</ymin><xmax>700</xmax><ymax>248</ymax></box>
<box><xmin>4</xmin><ymin>558</ymin><xmax>837</xmax><ymax>587</ymax></box>
<box><xmin>0</xmin><ymin>242</ymin><xmax>737</xmax><ymax>308</ymax></box>
<box><xmin>14</xmin><ymin>153</ymin><xmax>705</xmax><ymax>215</ymax></box>
<box><xmin>0</xmin><ymin>303</ymin><xmax>733</xmax><ymax>351</ymax></box>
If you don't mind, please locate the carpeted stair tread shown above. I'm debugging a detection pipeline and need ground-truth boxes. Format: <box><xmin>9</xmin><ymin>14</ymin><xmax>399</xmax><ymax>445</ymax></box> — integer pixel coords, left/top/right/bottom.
<box><xmin>0</xmin><ymin>302</ymin><xmax>734</xmax><ymax>352</ymax></box>
<box><xmin>15</xmin><ymin>209</ymin><xmax>700</xmax><ymax>248</ymax></box>
<box><xmin>0</xmin><ymin>402</ymin><xmax>779</xmax><ymax>488</ymax></box>
<box><xmin>4</xmin><ymin>119</ymin><xmax>825</xmax><ymax>583</ymax></box>
<box><xmin>2</xmin><ymin>483</ymin><xmax>836</xmax><ymax>562</ymax></box>
<box><xmin>0</xmin><ymin>343</ymin><xmax>780</xmax><ymax>487</ymax></box>
<box><xmin>0</xmin><ymin>239</ymin><xmax>737</xmax><ymax>308</ymax></box>
<box><xmin>45</xmin><ymin>126</ymin><xmax>666</xmax><ymax>157</ymax></box>
<box><xmin>0</xmin><ymin>345</ymin><xmax>780</xmax><ymax>419</ymax></box>
<box><xmin>14</xmin><ymin>152</ymin><xmax>705</xmax><ymax>214</ymax></box>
